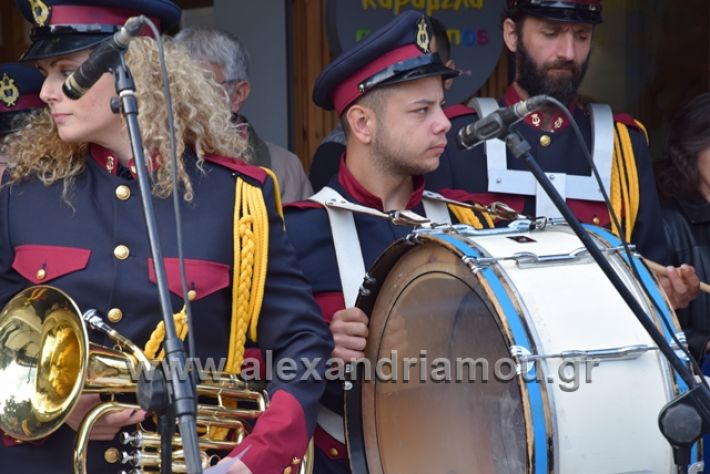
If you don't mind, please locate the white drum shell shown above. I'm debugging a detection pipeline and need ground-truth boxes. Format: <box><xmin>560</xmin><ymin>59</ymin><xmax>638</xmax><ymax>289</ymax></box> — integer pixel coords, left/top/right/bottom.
<box><xmin>468</xmin><ymin>225</ymin><xmax>676</xmax><ymax>474</ymax></box>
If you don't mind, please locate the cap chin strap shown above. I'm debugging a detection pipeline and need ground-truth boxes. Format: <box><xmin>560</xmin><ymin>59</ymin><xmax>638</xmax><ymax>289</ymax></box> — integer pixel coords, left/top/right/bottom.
<box><xmin>359</xmin><ymin>54</ymin><xmax>453</xmax><ymax>94</ymax></box>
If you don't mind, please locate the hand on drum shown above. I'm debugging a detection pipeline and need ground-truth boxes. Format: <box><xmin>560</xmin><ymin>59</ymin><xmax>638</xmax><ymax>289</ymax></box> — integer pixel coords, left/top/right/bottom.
<box><xmin>330</xmin><ymin>307</ymin><xmax>369</xmax><ymax>362</ymax></box>
<box><xmin>65</xmin><ymin>393</ymin><xmax>146</xmax><ymax>440</ymax></box>
<box><xmin>658</xmin><ymin>264</ymin><xmax>699</xmax><ymax>310</ymax></box>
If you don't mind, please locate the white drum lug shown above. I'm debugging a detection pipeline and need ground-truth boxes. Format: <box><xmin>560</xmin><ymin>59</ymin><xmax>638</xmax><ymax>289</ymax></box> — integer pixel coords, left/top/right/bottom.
<box><xmin>671</xmin><ymin>331</ymin><xmax>690</xmax><ymax>362</ymax></box>
<box><xmin>359</xmin><ymin>273</ymin><xmax>376</xmax><ymax>297</ymax></box>
<box><xmin>461</xmin><ymin>256</ymin><xmax>484</xmax><ymax>273</ymax></box>
<box><xmin>510</xmin><ymin>345</ymin><xmax>535</xmax><ymax>375</ymax></box>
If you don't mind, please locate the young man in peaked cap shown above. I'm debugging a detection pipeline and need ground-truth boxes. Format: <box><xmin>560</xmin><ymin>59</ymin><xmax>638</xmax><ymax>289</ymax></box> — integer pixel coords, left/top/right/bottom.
<box><xmin>285</xmin><ymin>10</ymin><xmax>494</xmax><ymax>473</ymax></box>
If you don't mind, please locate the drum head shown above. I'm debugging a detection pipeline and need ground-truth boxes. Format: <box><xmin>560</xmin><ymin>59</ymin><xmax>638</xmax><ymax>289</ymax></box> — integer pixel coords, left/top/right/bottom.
<box><xmin>348</xmin><ymin>241</ymin><xmax>528</xmax><ymax>473</ymax></box>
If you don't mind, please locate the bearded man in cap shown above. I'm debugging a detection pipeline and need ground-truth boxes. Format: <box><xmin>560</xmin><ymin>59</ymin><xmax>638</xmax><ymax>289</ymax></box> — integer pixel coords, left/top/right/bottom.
<box><xmin>427</xmin><ymin>0</ymin><xmax>699</xmax><ymax>309</ymax></box>
<box><xmin>284</xmin><ymin>10</ymin><xmax>495</xmax><ymax>473</ymax></box>
<box><xmin>0</xmin><ymin>63</ymin><xmax>44</xmax><ymax>176</ymax></box>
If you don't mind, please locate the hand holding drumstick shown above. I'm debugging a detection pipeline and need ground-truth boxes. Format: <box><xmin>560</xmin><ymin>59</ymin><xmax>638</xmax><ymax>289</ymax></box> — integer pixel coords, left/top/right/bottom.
<box><xmin>642</xmin><ymin>259</ymin><xmax>703</xmax><ymax>309</ymax></box>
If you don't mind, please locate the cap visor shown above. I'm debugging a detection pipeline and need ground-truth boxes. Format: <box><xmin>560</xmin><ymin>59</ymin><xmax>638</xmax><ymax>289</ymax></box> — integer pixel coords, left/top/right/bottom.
<box><xmin>21</xmin><ymin>34</ymin><xmax>110</xmax><ymax>62</ymax></box>
<box><xmin>376</xmin><ymin>63</ymin><xmax>460</xmax><ymax>89</ymax></box>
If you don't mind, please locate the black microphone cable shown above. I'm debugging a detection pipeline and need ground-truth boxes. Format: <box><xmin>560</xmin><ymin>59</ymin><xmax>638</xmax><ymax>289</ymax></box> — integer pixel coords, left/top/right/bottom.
<box><xmin>129</xmin><ymin>16</ymin><xmax>200</xmax><ymax>474</ymax></box>
<box><xmin>137</xmin><ymin>17</ymin><xmax>198</xmax><ymax>368</ymax></box>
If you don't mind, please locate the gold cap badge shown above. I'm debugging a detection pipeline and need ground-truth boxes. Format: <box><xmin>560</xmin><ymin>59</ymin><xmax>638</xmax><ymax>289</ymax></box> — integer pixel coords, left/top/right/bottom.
<box><xmin>28</xmin><ymin>0</ymin><xmax>51</xmax><ymax>27</ymax></box>
<box><xmin>0</xmin><ymin>74</ymin><xmax>20</xmax><ymax>108</ymax></box>
<box><xmin>416</xmin><ymin>17</ymin><xmax>430</xmax><ymax>53</ymax></box>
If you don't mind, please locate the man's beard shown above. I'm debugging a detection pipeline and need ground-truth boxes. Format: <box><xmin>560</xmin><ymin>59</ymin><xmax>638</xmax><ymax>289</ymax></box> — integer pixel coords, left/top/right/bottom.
<box><xmin>515</xmin><ymin>39</ymin><xmax>590</xmax><ymax>105</ymax></box>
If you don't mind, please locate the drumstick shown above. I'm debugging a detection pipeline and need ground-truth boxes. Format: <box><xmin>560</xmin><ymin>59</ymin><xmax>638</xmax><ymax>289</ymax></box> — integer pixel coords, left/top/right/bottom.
<box><xmin>642</xmin><ymin>257</ymin><xmax>710</xmax><ymax>294</ymax></box>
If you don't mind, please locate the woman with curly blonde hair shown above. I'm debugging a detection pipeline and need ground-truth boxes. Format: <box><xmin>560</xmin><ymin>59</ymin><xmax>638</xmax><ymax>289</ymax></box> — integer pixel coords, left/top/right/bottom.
<box><xmin>4</xmin><ymin>36</ymin><xmax>246</xmax><ymax>201</ymax></box>
<box><xmin>0</xmin><ymin>1</ymin><xmax>332</xmax><ymax>474</ymax></box>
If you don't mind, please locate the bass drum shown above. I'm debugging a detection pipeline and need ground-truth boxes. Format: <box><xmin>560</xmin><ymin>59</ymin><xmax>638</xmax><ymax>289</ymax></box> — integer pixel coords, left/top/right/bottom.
<box><xmin>345</xmin><ymin>223</ymin><xmax>694</xmax><ymax>474</ymax></box>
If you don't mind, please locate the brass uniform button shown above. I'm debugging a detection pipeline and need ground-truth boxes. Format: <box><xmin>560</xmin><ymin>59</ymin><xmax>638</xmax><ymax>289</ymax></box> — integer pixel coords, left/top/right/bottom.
<box><xmin>36</xmin><ymin>268</ymin><xmax>47</xmax><ymax>280</ymax></box>
<box><xmin>539</xmin><ymin>135</ymin><xmax>552</xmax><ymax>147</ymax></box>
<box><xmin>107</xmin><ymin>308</ymin><xmax>123</xmax><ymax>323</ymax></box>
<box><xmin>115</xmin><ymin>185</ymin><xmax>131</xmax><ymax>200</ymax></box>
<box><xmin>104</xmin><ymin>447</ymin><xmax>120</xmax><ymax>464</ymax></box>
<box><xmin>329</xmin><ymin>447</ymin><xmax>339</xmax><ymax>457</ymax></box>
<box><xmin>592</xmin><ymin>216</ymin><xmax>601</xmax><ymax>225</ymax></box>
<box><xmin>187</xmin><ymin>289</ymin><xmax>197</xmax><ymax>301</ymax></box>
<box><xmin>292</xmin><ymin>457</ymin><xmax>301</xmax><ymax>465</ymax></box>
<box><xmin>283</xmin><ymin>467</ymin><xmax>292</xmax><ymax>474</ymax></box>
<box><xmin>114</xmin><ymin>245</ymin><xmax>130</xmax><ymax>260</ymax></box>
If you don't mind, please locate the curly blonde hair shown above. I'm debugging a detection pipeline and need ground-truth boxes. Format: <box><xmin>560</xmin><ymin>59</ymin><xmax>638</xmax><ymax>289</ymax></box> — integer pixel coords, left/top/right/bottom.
<box><xmin>4</xmin><ymin>36</ymin><xmax>247</xmax><ymax>201</ymax></box>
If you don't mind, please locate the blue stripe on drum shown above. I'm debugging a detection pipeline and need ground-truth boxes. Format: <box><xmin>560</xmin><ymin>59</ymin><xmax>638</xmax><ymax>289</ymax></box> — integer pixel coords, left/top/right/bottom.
<box><xmin>584</xmin><ymin>225</ymin><xmax>699</xmax><ymax>463</ymax></box>
<box><xmin>583</xmin><ymin>225</ymin><xmax>685</xmax><ymax>384</ymax></box>
<box><xmin>435</xmin><ymin>232</ymin><xmax>549</xmax><ymax>474</ymax></box>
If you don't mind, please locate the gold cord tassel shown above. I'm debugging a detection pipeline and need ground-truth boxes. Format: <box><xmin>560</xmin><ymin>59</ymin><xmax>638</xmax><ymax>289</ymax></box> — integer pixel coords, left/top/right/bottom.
<box><xmin>143</xmin><ymin>307</ymin><xmax>189</xmax><ymax>360</ymax></box>
<box><xmin>447</xmin><ymin>203</ymin><xmax>488</xmax><ymax>229</ymax></box>
<box><xmin>610</xmin><ymin>123</ymin><xmax>640</xmax><ymax>242</ymax></box>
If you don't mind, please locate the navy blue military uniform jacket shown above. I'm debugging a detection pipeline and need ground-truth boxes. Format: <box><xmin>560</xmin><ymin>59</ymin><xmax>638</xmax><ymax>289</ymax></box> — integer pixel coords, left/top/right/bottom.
<box><xmin>427</xmin><ymin>86</ymin><xmax>669</xmax><ymax>263</ymax></box>
<box><xmin>0</xmin><ymin>144</ymin><xmax>333</xmax><ymax>473</ymax></box>
<box><xmin>284</xmin><ymin>157</ymin><xmax>488</xmax><ymax>473</ymax></box>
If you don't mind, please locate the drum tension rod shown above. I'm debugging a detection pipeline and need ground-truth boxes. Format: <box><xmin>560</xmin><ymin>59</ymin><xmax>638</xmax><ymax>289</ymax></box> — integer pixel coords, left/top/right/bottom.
<box><xmin>465</xmin><ymin>245</ymin><xmax>632</xmax><ymax>270</ymax></box>
<box><xmin>511</xmin><ymin>344</ymin><xmax>654</xmax><ymax>364</ymax></box>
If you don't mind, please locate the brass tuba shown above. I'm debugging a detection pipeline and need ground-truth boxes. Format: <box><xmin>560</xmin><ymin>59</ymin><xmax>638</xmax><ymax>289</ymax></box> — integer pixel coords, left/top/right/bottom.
<box><xmin>0</xmin><ymin>286</ymin><xmax>313</xmax><ymax>473</ymax></box>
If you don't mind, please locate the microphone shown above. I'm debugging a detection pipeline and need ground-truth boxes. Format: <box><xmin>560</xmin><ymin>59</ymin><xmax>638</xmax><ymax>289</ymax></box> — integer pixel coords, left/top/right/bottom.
<box><xmin>457</xmin><ymin>94</ymin><xmax>551</xmax><ymax>149</ymax></box>
<box><xmin>62</xmin><ymin>16</ymin><xmax>146</xmax><ymax>100</ymax></box>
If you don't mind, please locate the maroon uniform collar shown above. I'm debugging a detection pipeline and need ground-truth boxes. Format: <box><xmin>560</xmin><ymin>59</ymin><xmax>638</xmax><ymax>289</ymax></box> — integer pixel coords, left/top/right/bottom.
<box><xmin>89</xmin><ymin>143</ymin><xmax>158</xmax><ymax>178</ymax></box>
<box><xmin>336</xmin><ymin>154</ymin><xmax>425</xmax><ymax>212</ymax></box>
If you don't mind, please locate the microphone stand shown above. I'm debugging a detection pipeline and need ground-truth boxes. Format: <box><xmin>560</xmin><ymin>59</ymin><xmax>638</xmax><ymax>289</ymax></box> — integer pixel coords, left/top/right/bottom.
<box><xmin>111</xmin><ymin>59</ymin><xmax>202</xmax><ymax>473</ymax></box>
<box><xmin>504</xmin><ymin>131</ymin><xmax>710</xmax><ymax>474</ymax></box>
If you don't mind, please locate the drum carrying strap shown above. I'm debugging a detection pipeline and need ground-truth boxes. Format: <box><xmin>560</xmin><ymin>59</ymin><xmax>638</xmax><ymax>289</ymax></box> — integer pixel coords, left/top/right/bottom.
<box><xmin>308</xmin><ymin>187</ymin><xmax>366</xmax><ymax>446</ymax></box>
<box><xmin>317</xmin><ymin>404</ymin><xmax>347</xmax><ymax>445</ymax></box>
<box><xmin>309</xmin><ymin>187</ymin><xmax>451</xmax><ymax>305</ymax></box>
<box><xmin>308</xmin><ymin>186</ymin><xmax>451</xmax><ymax>308</ymax></box>
<box><xmin>308</xmin><ymin>187</ymin><xmax>452</xmax><ymax>445</ymax></box>
<box><xmin>421</xmin><ymin>191</ymin><xmax>452</xmax><ymax>225</ymax></box>
<box><xmin>309</xmin><ymin>187</ymin><xmax>367</xmax><ymax>308</ymax></box>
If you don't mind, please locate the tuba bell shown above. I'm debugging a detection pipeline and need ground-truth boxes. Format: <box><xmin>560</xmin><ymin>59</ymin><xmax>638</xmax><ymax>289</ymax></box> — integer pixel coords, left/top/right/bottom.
<box><xmin>0</xmin><ymin>286</ymin><xmax>313</xmax><ymax>473</ymax></box>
